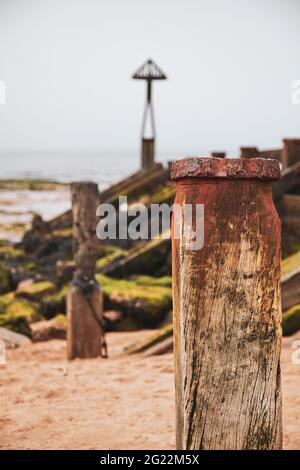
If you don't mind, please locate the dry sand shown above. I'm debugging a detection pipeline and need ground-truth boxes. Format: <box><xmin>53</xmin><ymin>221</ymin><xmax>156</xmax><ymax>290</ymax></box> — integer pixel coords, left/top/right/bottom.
<box><xmin>0</xmin><ymin>330</ymin><xmax>299</xmax><ymax>450</ymax></box>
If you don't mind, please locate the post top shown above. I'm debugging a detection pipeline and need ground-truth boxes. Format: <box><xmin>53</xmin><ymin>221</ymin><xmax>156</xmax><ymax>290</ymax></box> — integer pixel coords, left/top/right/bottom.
<box><xmin>71</xmin><ymin>181</ymin><xmax>98</xmax><ymax>188</ymax></box>
<box><xmin>132</xmin><ymin>58</ymin><xmax>167</xmax><ymax>80</ymax></box>
<box><xmin>170</xmin><ymin>157</ymin><xmax>281</xmax><ymax>181</ymax></box>
<box><xmin>283</xmin><ymin>138</ymin><xmax>300</xmax><ymax>144</ymax></box>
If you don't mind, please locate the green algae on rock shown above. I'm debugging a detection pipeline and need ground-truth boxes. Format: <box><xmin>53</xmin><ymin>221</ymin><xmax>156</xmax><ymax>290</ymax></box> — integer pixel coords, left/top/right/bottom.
<box><xmin>0</xmin><ymin>292</ymin><xmax>41</xmax><ymax>336</ymax></box>
<box><xmin>131</xmin><ymin>275</ymin><xmax>172</xmax><ymax>287</ymax></box>
<box><xmin>96</xmin><ymin>273</ymin><xmax>172</xmax><ymax>329</ymax></box>
<box><xmin>0</xmin><ymin>240</ymin><xmax>25</xmax><ymax>261</ymax></box>
<box><xmin>96</xmin><ymin>245</ymin><xmax>127</xmax><ymax>271</ymax></box>
<box><xmin>16</xmin><ymin>280</ymin><xmax>56</xmax><ymax>301</ymax></box>
<box><xmin>282</xmin><ymin>251</ymin><xmax>300</xmax><ymax>277</ymax></box>
<box><xmin>282</xmin><ymin>304</ymin><xmax>300</xmax><ymax>336</ymax></box>
<box><xmin>42</xmin><ymin>285</ymin><xmax>69</xmax><ymax>317</ymax></box>
<box><xmin>101</xmin><ymin>234</ymin><xmax>171</xmax><ymax>278</ymax></box>
<box><xmin>0</xmin><ymin>266</ymin><xmax>10</xmax><ymax>294</ymax></box>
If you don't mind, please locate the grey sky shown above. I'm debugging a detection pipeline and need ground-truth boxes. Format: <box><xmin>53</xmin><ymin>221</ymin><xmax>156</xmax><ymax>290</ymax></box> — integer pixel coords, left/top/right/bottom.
<box><xmin>0</xmin><ymin>0</ymin><xmax>300</xmax><ymax>156</ymax></box>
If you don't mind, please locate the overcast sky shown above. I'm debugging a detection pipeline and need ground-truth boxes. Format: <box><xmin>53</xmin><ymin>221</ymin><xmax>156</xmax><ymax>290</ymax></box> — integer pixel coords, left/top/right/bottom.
<box><xmin>0</xmin><ymin>0</ymin><xmax>300</xmax><ymax>156</ymax></box>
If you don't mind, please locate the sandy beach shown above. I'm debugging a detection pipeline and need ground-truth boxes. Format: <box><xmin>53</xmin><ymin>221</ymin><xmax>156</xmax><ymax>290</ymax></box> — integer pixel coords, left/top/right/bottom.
<box><xmin>0</xmin><ymin>330</ymin><xmax>299</xmax><ymax>450</ymax></box>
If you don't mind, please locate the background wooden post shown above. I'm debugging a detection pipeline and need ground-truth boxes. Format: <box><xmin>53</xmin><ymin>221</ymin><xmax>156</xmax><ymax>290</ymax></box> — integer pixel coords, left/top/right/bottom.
<box><xmin>282</xmin><ymin>138</ymin><xmax>300</xmax><ymax>169</ymax></box>
<box><xmin>67</xmin><ymin>182</ymin><xmax>104</xmax><ymax>360</ymax></box>
<box><xmin>141</xmin><ymin>137</ymin><xmax>155</xmax><ymax>168</ymax></box>
<box><xmin>240</xmin><ymin>146</ymin><xmax>259</xmax><ymax>158</ymax></box>
<box><xmin>171</xmin><ymin>156</ymin><xmax>283</xmax><ymax>450</ymax></box>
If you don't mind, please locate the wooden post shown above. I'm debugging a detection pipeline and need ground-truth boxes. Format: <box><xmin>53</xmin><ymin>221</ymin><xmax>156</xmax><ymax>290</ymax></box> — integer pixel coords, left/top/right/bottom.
<box><xmin>141</xmin><ymin>137</ymin><xmax>155</xmax><ymax>168</ymax></box>
<box><xmin>240</xmin><ymin>146</ymin><xmax>259</xmax><ymax>158</ymax></box>
<box><xmin>171</xmin><ymin>157</ymin><xmax>282</xmax><ymax>450</ymax></box>
<box><xmin>282</xmin><ymin>138</ymin><xmax>300</xmax><ymax>169</ymax></box>
<box><xmin>67</xmin><ymin>182</ymin><xmax>104</xmax><ymax>360</ymax></box>
<box><xmin>211</xmin><ymin>152</ymin><xmax>226</xmax><ymax>159</ymax></box>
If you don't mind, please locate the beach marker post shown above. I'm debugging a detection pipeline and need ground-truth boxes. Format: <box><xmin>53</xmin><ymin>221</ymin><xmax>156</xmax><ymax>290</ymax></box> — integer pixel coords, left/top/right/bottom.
<box><xmin>67</xmin><ymin>182</ymin><xmax>106</xmax><ymax>360</ymax></box>
<box><xmin>171</xmin><ymin>155</ymin><xmax>283</xmax><ymax>449</ymax></box>
<box><xmin>132</xmin><ymin>59</ymin><xmax>167</xmax><ymax>169</ymax></box>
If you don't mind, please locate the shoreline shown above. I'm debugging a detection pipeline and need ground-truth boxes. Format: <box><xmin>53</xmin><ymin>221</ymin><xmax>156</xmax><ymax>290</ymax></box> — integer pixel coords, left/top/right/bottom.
<box><xmin>0</xmin><ymin>179</ymin><xmax>69</xmax><ymax>191</ymax></box>
<box><xmin>0</xmin><ymin>183</ymin><xmax>71</xmax><ymax>242</ymax></box>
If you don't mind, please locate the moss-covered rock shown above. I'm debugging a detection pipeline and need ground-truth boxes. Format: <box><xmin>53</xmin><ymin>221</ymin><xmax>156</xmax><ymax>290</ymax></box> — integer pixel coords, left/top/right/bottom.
<box><xmin>0</xmin><ymin>240</ymin><xmax>25</xmax><ymax>262</ymax></box>
<box><xmin>282</xmin><ymin>251</ymin><xmax>300</xmax><ymax>276</ymax></box>
<box><xmin>283</xmin><ymin>304</ymin><xmax>300</xmax><ymax>336</ymax></box>
<box><xmin>131</xmin><ymin>275</ymin><xmax>172</xmax><ymax>288</ymax></box>
<box><xmin>102</xmin><ymin>235</ymin><xmax>171</xmax><ymax>278</ymax></box>
<box><xmin>96</xmin><ymin>245</ymin><xmax>127</xmax><ymax>271</ymax></box>
<box><xmin>30</xmin><ymin>314</ymin><xmax>67</xmax><ymax>341</ymax></box>
<box><xmin>96</xmin><ymin>273</ymin><xmax>172</xmax><ymax>329</ymax></box>
<box><xmin>16</xmin><ymin>280</ymin><xmax>56</xmax><ymax>301</ymax></box>
<box><xmin>0</xmin><ymin>266</ymin><xmax>10</xmax><ymax>294</ymax></box>
<box><xmin>8</xmin><ymin>261</ymin><xmax>38</xmax><ymax>291</ymax></box>
<box><xmin>0</xmin><ymin>292</ymin><xmax>40</xmax><ymax>336</ymax></box>
<box><xmin>42</xmin><ymin>285</ymin><xmax>69</xmax><ymax>318</ymax></box>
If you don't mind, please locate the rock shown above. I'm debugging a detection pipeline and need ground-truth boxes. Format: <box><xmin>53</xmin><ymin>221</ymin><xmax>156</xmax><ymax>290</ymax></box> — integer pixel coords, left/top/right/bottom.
<box><xmin>103</xmin><ymin>310</ymin><xmax>122</xmax><ymax>322</ymax></box>
<box><xmin>283</xmin><ymin>304</ymin><xmax>300</xmax><ymax>336</ymax></box>
<box><xmin>20</xmin><ymin>215</ymin><xmax>73</xmax><ymax>280</ymax></box>
<box><xmin>22</xmin><ymin>214</ymin><xmax>50</xmax><ymax>253</ymax></box>
<box><xmin>101</xmin><ymin>236</ymin><xmax>171</xmax><ymax>278</ymax></box>
<box><xmin>30</xmin><ymin>314</ymin><xmax>66</xmax><ymax>342</ymax></box>
<box><xmin>9</xmin><ymin>264</ymin><xmax>37</xmax><ymax>291</ymax></box>
<box><xmin>0</xmin><ymin>326</ymin><xmax>31</xmax><ymax>349</ymax></box>
<box><xmin>103</xmin><ymin>310</ymin><xmax>123</xmax><ymax>331</ymax></box>
<box><xmin>0</xmin><ymin>266</ymin><xmax>10</xmax><ymax>294</ymax></box>
<box><xmin>16</xmin><ymin>280</ymin><xmax>55</xmax><ymax>301</ymax></box>
<box><xmin>96</xmin><ymin>245</ymin><xmax>127</xmax><ymax>272</ymax></box>
<box><xmin>96</xmin><ymin>274</ymin><xmax>172</xmax><ymax>330</ymax></box>
<box><xmin>0</xmin><ymin>240</ymin><xmax>25</xmax><ymax>262</ymax></box>
<box><xmin>282</xmin><ymin>251</ymin><xmax>300</xmax><ymax>276</ymax></box>
<box><xmin>0</xmin><ymin>241</ymin><xmax>26</xmax><ymax>292</ymax></box>
<box><xmin>0</xmin><ymin>292</ymin><xmax>40</xmax><ymax>336</ymax></box>
<box><xmin>42</xmin><ymin>285</ymin><xmax>68</xmax><ymax>318</ymax></box>
<box><xmin>16</xmin><ymin>278</ymin><xmax>34</xmax><ymax>291</ymax></box>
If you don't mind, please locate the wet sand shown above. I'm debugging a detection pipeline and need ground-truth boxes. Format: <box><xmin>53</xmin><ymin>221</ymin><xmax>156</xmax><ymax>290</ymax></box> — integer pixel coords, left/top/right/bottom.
<box><xmin>0</xmin><ymin>189</ymin><xmax>70</xmax><ymax>241</ymax></box>
<box><xmin>0</xmin><ymin>331</ymin><xmax>299</xmax><ymax>450</ymax></box>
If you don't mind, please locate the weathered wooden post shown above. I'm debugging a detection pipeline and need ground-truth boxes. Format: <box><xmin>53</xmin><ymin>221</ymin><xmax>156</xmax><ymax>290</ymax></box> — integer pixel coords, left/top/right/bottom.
<box><xmin>211</xmin><ymin>152</ymin><xmax>226</xmax><ymax>159</ymax></box>
<box><xmin>282</xmin><ymin>138</ymin><xmax>300</xmax><ymax>169</ymax></box>
<box><xmin>240</xmin><ymin>146</ymin><xmax>259</xmax><ymax>158</ymax></box>
<box><xmin>67</xmin><ymin>182</ymin><xmax>106</xmax><ymax>360</ymax></box>
<box><xmin>171</xmin><ymin>156</ymin><xmax>282</xmax><ymax>450</ymax></box>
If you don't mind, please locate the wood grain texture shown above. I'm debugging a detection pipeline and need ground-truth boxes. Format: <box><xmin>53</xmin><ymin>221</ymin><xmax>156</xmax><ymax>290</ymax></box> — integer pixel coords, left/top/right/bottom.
<box><xmin>67</xmin><ymin>182</ymin><xmax>104</xmax><ymax>359</ymax></box>
<box><xmin>67</xmin><ymin>285</ymin><xmax>104</xmax><ymax>360</ymax></box>
<box><xmin>172</xmin><ymin>178</ymin><xmax>282</xmax><ymax>450</ymax></box>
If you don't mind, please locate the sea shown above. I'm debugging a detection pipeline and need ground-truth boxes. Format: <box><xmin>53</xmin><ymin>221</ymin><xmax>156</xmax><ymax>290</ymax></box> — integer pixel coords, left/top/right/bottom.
<box><xmin>0</xmin><ymin>150</ymin><xmax>179</xmax><ymax>188</ymax></box>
